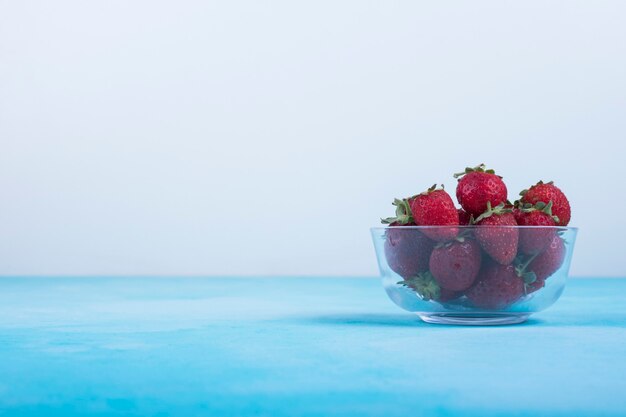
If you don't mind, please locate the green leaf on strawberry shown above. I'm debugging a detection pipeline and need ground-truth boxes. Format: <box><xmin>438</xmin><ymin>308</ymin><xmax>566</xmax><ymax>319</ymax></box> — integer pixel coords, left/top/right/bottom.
<box><xmin>398</xmin><ymin>271</ymin><xmax>441</xmax><ymax>301</ymax></box>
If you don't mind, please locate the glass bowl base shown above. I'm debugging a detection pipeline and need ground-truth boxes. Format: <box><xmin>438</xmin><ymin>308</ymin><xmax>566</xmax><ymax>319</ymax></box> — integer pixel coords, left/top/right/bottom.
<box><xmin>418</xmin><ymin>313</ymin><xmax>530</xmax><ymax>326</ymax></box>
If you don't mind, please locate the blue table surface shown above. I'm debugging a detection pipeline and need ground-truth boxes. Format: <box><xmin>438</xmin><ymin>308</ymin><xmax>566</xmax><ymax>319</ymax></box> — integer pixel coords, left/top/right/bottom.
<box><xmin>0</xmin><ymin>277</ymin><xmax>625</xmax><ymax>417</ymax></box>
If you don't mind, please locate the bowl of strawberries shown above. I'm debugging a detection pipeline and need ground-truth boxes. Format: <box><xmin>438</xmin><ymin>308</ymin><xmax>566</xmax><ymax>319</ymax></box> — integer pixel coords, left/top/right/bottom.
<box><xmin>371</xmin><ymin>164</ymin><xmax>577</xmax><ymax>325</ymax></box>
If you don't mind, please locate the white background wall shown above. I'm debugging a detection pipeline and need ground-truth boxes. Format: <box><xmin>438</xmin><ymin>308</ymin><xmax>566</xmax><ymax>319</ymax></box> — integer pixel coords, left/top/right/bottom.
<box><xmin>1</xmin><ymin>1</ymin><xmax>625</xmax><ymax>277</ymax></box>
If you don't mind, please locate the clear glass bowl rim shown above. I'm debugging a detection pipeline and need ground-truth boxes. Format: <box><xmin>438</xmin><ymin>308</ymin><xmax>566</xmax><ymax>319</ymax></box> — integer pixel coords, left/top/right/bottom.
<box><xmin>371</xmin><ymin>226</ymin><xmax>578</xmax><ymax>231</ymax></box>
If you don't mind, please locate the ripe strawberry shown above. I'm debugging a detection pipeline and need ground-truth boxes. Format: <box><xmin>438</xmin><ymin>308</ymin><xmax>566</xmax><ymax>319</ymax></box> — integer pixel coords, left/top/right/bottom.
<box><xmin>439</xmin><ymin>288</ymin><xmax>462</xmax><ymax>302</ymax></box>
<box><xmin>458</xmin><ymin>208</ymin><xmax>472</xmax><ymax>225</ymax></box>
<box><xmin>474</xmin><ymin>203</ymin><xmax>519</xmax><ymax>265</ymax></box>
<box><xmin>382</xmin><ymin>188</ymin><xmax>458</xmax><ymax>242</ymax></box>
<box><xmin>519</xmin><ymin>181</ymin><xmax>571</xmax><ymax>226</ymax></box>
<box><xmin>515</xmin><ymin>235</ymin><xmax>567</xmax><ymax>294</ymax></box>
<box><xmin>383</xmin><ymin>223</ymin><xmax>434</xmax><ymax>279</ymax></box>
<box><xmin>529</xmin><ymin>235</ymin><xmax>566</xmax><ymax>281</ymax></box>
<box><xmin>408</xmin><ymin>185</ymin><xmax>459</xmax><ymax>242</ymax></box>
<box><xmin>454</xmin><ymin>164</ymin><xmax>508</xmax><ymax>217</ymax></box>
<box><xmin>429</xmin><ymin>239</ymin><xmax>482</xmax><ymax>291</ymax></box>
<box><xmin>466</xmin><ymin>262</ymin><xmax>524</xmax><ymax>309</ymax></box>
<box><xmin>516</xmin><ymin>201</ymin><xmax>559</xmax><ymax>255</ymax></box>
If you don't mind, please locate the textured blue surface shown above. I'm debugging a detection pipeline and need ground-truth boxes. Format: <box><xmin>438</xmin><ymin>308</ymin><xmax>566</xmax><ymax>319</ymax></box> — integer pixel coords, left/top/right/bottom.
<box><xmin>0</xmin><ymin>277</ymin><xmax>625</xmax><ymax>417</ymax></box>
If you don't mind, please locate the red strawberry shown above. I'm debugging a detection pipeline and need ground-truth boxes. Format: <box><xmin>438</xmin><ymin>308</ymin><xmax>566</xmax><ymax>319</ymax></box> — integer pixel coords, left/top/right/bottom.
<box><xmin>474</xmin><ymin>203</ymin><xmax>519</xmax><ymax>265</ymax></box>
<box><xmin>512</xmin><ymin>207</ymin><xmax>524</xmax><ymax>224</ymax></box>
<box><xmin>408</xmin><ymin>185</ymin><xmax>459</xmax><ymax>242</ymax></box>
<box><xmin>383</xmin><ymin>223</ymin><xmax>434</xmax><ymax>278</ymax></box>
<box><xmin>515</xmin><ymin>235</ymin><xmax>566</xmax><ymax>294</ymax></box>
<box><xmin>466</xmin><ymin>262</ymin><xmax>524</xmax><ymax>309</ymax></box>
<box><xmin>516</xmin><ymin>201</ymin><xmax>559</xmax><ymax>255</ymax></box>
<box><xmin>458</xmin><ymin>209</ymin><xmax>472</xmax><ymax>225</ymax></box>
<box><xmin>519</xmin><ymin>181</ymin><xmax>571</xmax><ymax>226</ymax></box>
<box><xmin>382</xmin><ymin>189</ymin><xmax>458</xmax><ymax>242</ymax></box>
<box><xmin>439</xmin><ymin>288</ymin><xmax>462</xmax><ymax>302</ymax></box>
<box><xmin>429</xmin><ymin>239</ymin><xmax>482</xmax><ymax>291</ymax></box>
<box><xmin>381</xmin><ymin>198</ymin><xmax>413</xmax><ymax>226</ymax></box>
<box><xmin>529</xmin><ymin>235</ymin><xmax>566</xmax><ymax>281</ymax></box>
<box><xmin>454</xmin><ymin>164</ymin><xmax>508</xmax><ymax>217</ymax></box>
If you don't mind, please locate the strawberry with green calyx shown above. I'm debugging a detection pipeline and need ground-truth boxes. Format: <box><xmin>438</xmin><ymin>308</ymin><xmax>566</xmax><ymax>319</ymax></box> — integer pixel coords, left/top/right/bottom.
<box><xmin>381</xmin><ymin>198</ymin><xmax>413</xmax><ymax>225</ymax></box>
<box><xmin>383</xmin><ymin>223</ymin><xmax>434</xmax><ymax>279</ymax></box>
<box><xmin>382</xmin><ymin>185</ymin><xmax>459</xmax><ymax>242</ymax></box>
<box><xmin>398</xmin><ymin>271</ymin><xmax>441</xmax><ymax>301</ymax></box>
<box><xmin>454</xmin><ymin>164</ymin><xmax>508</xmax><ymax>217</ymax></box>
<box><xmin>466</xmin><ymin>262</ymin><xmax>524</xmax><ymax>309</ymax></box>
<box><xmin>514</xmin><ymin>253</ymin><xmax>542</xmax><ymax>294</ymax></box>
<box><xmin>516</xmin><ymin>200</ymin><xmax>559</xmax><ymax>255</ymax></box>
<box><xmin>519</xmin><ymin>181</ymin><xmax>571</xmax><ymax>226</ymax></box>
<box><xmin>474</xmin><ymin>202</ymin><xmax>519</xmax><ymax>265</ymax></box>
<box><xmin>398</xmin><ymin>271</ymin><xmax>461</xmax><ymax>303</ymax></box>
<box><xmin>514</xmin><ymin>235</ymin><xmax>566</xmax><ymax>294</ymax></box>
<box><xmin>408</xmin><ymin>184</ymin><xmax>459</xmax><ymax>242</ymax></box>
<box><xmin>429</xmin><ymin>237</ymin><xmax>482</xmax><ymax>291</ymax></box>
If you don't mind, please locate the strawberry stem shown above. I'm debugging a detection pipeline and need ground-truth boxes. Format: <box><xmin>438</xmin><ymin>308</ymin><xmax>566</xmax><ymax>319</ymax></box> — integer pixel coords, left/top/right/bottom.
<box><xmin>417</xmin><ymin>184</ymin><xmax>444</xmax><ymax>196</ymax></box>
<box><xmin>381</xmin><ymin>198</ymin><xmax>413</xmax><ymax>225</ymax></box>
<box><xmin>474</xmin><ymin>202</ymin><xmax>511</xmax><ymax>223</ymax></box>
<box><xmin>514</xmin><ymin>252</ymin><xmax>540</xmax><ymax>284</ymax></box>
<box><xmin>453</xmin><ymin>163</ymin><xmax>496</xmax><ymax>179</ymax></box>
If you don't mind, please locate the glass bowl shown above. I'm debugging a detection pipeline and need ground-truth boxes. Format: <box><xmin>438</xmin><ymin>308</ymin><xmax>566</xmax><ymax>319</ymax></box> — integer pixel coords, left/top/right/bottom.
<box><xmin>370</xmin><ymin>226</ymin><xmax>578</xmax><ymax>325</ymax></box>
